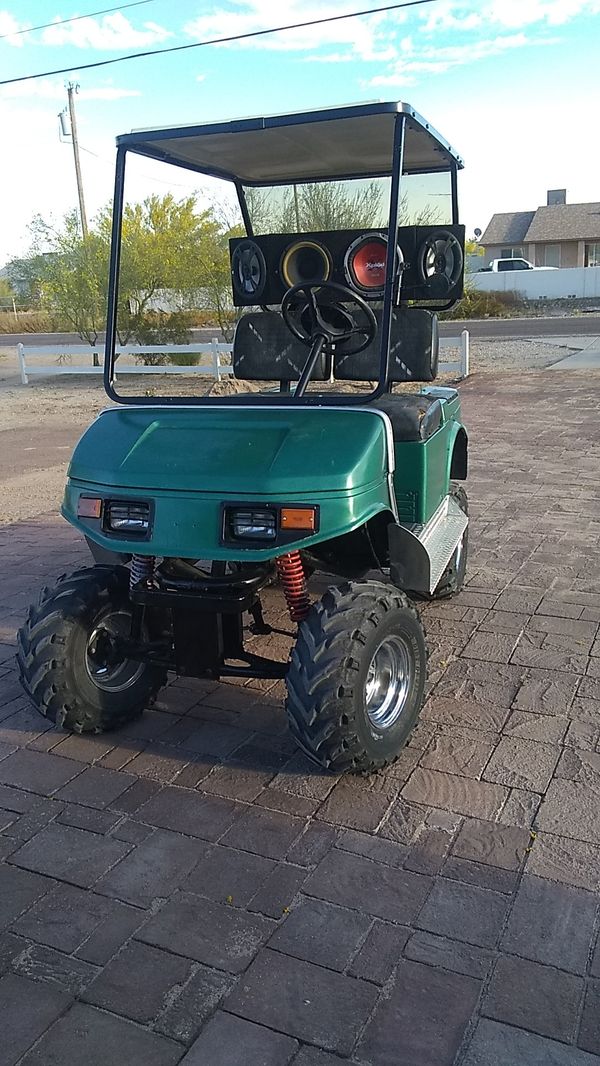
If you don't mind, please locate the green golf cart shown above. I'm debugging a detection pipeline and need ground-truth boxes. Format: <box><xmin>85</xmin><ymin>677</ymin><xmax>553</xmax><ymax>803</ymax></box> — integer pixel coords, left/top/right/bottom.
<box><xmin>18</xmin><ymin>101</ymin><xmax>468</xmax><ymax>773</ymax></box>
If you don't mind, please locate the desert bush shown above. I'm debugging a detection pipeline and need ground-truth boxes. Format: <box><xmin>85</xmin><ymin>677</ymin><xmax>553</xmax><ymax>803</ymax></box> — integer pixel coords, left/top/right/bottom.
<box><xmin>167</xmin><ymin>351</ymin><xmax>201</xmax><ymax>366</ymax></box>
<box><xmin>442</xmin><ymin>285</ymin><xmax>528</xmax><ymax>320</ymax></box>
<box><xmin>0</xmin><ymin>309</ymin><xmax>69</xmax><ymax>333</ymax></box>
<box><xmin>129</xmin><ymin>311</ymin><xmax>194</xmax><ymax>365</ymax></box>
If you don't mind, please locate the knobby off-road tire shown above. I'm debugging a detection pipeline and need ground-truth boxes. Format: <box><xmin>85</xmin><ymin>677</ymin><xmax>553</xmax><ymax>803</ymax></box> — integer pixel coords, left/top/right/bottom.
<box><xmin>286</xmin><ymin>580</ymin><xmax>428</xmax><ymax>774</ymax></box>
<box><xmin>430</xmin><ymin>482</ymin><xmax>469</xmax><ymax>599</ymax></box>
<box><xmin>17</xmin><ymin>565</ymin><xmax>167</xmax><ymax>733</ymax></box>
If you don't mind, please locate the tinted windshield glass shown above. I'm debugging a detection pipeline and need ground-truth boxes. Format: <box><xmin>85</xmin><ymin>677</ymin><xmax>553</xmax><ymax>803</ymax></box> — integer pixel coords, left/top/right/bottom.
<box><xmin>243</xmin><ymin>169</ymin><xmax>452</xmax><ymax>235</ymax></box>
<box><xmin>243</xmin><ymin>178</ymin><xmax>391</xmax><ymax>235</ymax></box>
<box><xmin>400</xmin><ymin>171</ymin><xmax>453</xmax><ymax>226</ymax></box>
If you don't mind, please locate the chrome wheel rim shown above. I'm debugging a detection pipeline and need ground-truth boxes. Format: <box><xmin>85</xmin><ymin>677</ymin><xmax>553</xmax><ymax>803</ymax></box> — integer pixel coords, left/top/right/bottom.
<box><xmin>85</xmin><ymin>611</ymin><xmax>144</xmax><ymax>692</ymax></box>
<box><xmin>365</xmin><ymin>634</ymin><xmax>413</xmax><ymax>730</ymax></box>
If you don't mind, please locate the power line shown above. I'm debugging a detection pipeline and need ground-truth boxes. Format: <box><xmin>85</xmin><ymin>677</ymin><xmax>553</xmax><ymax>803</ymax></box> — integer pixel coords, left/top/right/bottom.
<box><xmin>80</xmin><ymin>143</ymin><xmax>204</xmax><ymax>187</ymax></box>
<box><xmin>0</xmin><ymin>0</ymin><xmax>155</xmax><ymax>42</ymax></box>
<box><xmin>0</xmin><ymin>0</ymin><xmax>439</xmax><ymax>86</ymax></box>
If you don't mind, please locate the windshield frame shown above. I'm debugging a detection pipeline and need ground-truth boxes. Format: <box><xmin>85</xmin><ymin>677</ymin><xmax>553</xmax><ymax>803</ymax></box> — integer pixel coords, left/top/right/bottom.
<box><xmin>104</xmin><ymin>111</ymin><xmax>459</xmax><ymax>408</ymax></box>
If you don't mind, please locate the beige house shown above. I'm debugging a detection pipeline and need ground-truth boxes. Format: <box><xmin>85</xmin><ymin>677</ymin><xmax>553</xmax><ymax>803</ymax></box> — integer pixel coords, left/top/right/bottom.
<box><xmin>480</xmin><ymin>190</ymin><xmax>600</xmax><ymax>269</ymax></box>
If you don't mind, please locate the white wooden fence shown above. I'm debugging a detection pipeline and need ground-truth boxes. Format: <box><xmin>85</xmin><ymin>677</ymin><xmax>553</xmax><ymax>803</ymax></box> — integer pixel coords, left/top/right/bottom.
<box><xmin>439</xmin><ymin>331</ymin><xmax>469</xmax><ymax>379</ymax></box>
<box><xmin>17</xmin><ymin>330</ymin><xmax>469</xmax><ymax>385</ymax></box>
<box><xmin>16</xmin><ymin>341</ymin><xmax>233</xmax><ymax>386</ymax></box>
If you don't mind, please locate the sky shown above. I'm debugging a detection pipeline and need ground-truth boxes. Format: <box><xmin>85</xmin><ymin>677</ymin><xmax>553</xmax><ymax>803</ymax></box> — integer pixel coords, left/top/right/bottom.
<box><xmin>1</xmin><ymin>0</ymin><xmax>600</xmax><ymax>263</ymax></box>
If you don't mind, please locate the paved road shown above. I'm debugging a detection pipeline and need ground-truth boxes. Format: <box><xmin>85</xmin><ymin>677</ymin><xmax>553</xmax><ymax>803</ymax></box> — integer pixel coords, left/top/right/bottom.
<box><xmin>439</xmin><ymin>314</ymin><xmax>600</xmax><ymax>338</ymax></box>
<box><xmin>2</xmin><ymin>315</ymin><xmax>600</xmax><ymax>347</ymax></box>
<box><xmin>0</xmin><ymin>426</ymin><xmax>84</xmax><ymax>482</ymax></box>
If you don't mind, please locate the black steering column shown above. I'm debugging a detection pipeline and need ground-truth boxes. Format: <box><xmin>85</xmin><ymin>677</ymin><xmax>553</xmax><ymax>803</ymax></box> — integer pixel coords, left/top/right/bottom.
<box><xmin>281</xmin><ymin>281</ymin><xmax>378</xmax><ymax>397</ymax></box>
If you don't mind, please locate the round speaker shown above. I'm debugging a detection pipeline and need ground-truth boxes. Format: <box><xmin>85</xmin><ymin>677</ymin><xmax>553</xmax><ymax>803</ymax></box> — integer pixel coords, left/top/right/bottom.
<box><xmin>231</xmin><ymin>240</ymin><xmax>267</xmax><ymax>301</ymax></box>
<box><xmin>281</xmin><ymin>240</ymin><xmax>331</xmax><ymax>288</ymax></box>
<box><xmin>344</xmin><ymin>233</ymin><xmax>395</xmax><ymax>296</ymax></box>
<box><xmin>417</xmin><ymin>230</ymin><xmax>464</xmax><ymax>297</ymax></box>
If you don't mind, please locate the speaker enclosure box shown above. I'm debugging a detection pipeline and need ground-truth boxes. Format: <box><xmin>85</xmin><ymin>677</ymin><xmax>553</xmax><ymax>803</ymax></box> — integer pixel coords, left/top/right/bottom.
<box><xmin>229</xmin><ymin>223</ymin><xmax>465</xmax><ymax>307</ymax></box>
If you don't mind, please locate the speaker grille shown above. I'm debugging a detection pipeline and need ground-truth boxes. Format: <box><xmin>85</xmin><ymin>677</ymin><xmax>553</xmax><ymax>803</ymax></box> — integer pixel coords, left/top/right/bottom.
<box><xmin>231</xmin><ymin>240</ymin><xmax>267</xmax><ymax>302</ymax></box>
<box><xmin>417</xmin><ymin>229</ymin><xmax>464</xmax><ymax>298</ymax></box>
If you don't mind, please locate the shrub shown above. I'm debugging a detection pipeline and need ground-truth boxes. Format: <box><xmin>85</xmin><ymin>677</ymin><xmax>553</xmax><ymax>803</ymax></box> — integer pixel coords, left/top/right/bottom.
<box><xmin>0</xmin><ymin>309</ymin><xmax>68</xmax><ymax>333</ymax></box>
<box><xmin>441</xmin><ymin>285</ymin><xmax>528</xmax><ymax>320</ymax></box>
<box><xmin>127</xmin><ymin>310</ymin><xmax>194</xmax><ymax>365</ymax></box>
<box><xmin>167</xmin><ymin>351</ymin><xmax>201</xmax><ymax>366</ymax></box>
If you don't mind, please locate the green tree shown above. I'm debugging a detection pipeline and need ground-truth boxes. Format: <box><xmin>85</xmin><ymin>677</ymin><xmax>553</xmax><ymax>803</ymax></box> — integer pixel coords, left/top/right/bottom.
<box><xmin>19</xmin><ymin>194</ymin><xmax>237</xmax><ymax>347</ymax></box>
<box><xmin>96</xmin><ymin>193</ymin><xmax>223</xmax><ymax>345</ymax></box>
<box><xmin>0</xmin><ymin>277</ymin><xmax>15</xmax><ymax>299</ymax></box>
<box><xmin>22</xmin><ymin>212</ymin><xmax>109</xmax><ymax>343</ymax></box>
<box><xmin>466</xmin><ymin>237</ymin><xmax>484</xmax><ymax>256</ymax></box>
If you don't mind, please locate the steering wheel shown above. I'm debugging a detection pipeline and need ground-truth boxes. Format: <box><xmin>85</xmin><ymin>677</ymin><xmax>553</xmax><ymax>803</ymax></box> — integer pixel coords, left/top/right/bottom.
<box><xmin>281</xmin><ymin>281</ymin><xmax>377</xmax><ymax>356</ymax></box>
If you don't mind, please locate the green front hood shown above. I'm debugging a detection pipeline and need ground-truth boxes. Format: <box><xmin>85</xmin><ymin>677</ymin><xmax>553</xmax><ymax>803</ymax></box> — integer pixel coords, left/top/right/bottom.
<box><xmin>64</xmin><ymin>404</ymin><xmax>393</xmax><ymax>560</ymax></box>
<box><xmin>68</xmin><ymin>405</ymin><xmax>388</xmax><ymax>495</ymax></box>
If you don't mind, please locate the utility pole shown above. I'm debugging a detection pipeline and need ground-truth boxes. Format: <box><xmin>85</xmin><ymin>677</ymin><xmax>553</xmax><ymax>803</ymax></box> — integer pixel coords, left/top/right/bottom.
<box><xmin>66</xmin><ymin>82</ymin><xmax>88</xmax><ymax>238</ymax></box>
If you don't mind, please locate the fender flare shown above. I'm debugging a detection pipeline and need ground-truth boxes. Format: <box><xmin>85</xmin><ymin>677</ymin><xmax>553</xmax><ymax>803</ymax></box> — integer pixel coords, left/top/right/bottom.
<box><xmin>447</xmin><ymin>423</ymin><xmax>468</xmax><ymax>482</ymax></box>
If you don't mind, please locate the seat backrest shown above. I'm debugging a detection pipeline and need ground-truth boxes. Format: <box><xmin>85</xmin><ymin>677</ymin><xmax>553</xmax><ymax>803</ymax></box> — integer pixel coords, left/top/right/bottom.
<box><xmin>233</xmin><ymin>311</ymin><xmax>331</xmax><ymax>381</ymax></box>
<box><xmin>334</xmin><ymin>308</ymin><xmax>438</xmax><ymax>382</ymax></box>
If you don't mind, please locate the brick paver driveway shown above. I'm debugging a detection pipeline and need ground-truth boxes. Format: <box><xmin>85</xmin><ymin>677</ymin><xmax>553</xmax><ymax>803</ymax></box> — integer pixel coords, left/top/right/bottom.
<box><xmin>1</xmin><ymin>370</ymin><xmax>600</xmax><ymax>1065</ymax></box>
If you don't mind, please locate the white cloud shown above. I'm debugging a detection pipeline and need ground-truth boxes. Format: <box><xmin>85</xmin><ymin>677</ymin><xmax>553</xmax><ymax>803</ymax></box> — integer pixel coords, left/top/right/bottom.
<box><xmin>367</xmin><ymin>31</ymin><xmax>557</xmax><ymax>86</ymax></box>
<box><xmin>41</xmin><ymin>12</ymin><xmax>172</xmax><ymax>50</ymax></box>
<box><xmin>486</xmin><ymin>0</ymin><xmax>600</xmax><ymax>29</ymax></box>
<box><xmin>421</xmin><ymin>2</ymin><xmax>483</xmax><ymax>32</ymax></box>
<box><xmin>421</xmin><ymin>0</ymin><xmax>600</xmax><ymax>33</ymax></box>
<box><xmin>184</xmin><ymin>0</ymin><xmax>405</xmax><ymax>60</ymax></box>
<box><xmin>0</xmin><ymin>9</ymin><xmax>28</xmax><ymax>46</ymax></box>
<box><xmin>305</xmin><ymin>44</ymin><xmax>398</xmax><ymax>62</ymax></box>
<box><xmin>304</xmin><ymin>51</ymin><xmax>359</xmax><ymax>62</ymax></box>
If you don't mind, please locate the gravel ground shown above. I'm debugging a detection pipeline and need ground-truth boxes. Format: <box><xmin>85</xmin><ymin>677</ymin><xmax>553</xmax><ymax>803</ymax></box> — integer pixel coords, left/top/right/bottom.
<box><xmin>472</xmin><ymin>337</ymin><xmax>578</xmax><ymax>370</ymax></box>
<box><xmin>0</xmin><ymin>337</ymin><xmax>575</xmax><ymax>421</ymax></box>
<box><xmin>0</xmin><ymin>337</ymin><xmax>580</xmax><ymax>526</ymax></box>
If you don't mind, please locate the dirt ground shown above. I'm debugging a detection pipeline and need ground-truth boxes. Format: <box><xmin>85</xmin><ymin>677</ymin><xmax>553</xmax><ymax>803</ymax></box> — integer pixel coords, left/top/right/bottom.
<box><xmin>0</xmin><ymin>338</ymin><xmax>576</xmax><ymax>527</ymax></box>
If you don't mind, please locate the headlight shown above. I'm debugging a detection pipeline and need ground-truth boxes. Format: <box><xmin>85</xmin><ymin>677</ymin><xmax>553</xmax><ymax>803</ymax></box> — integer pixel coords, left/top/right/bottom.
<box><xmin>105</xmin><ymin>501</ymin><xmax>150</xmax><ymax>535</ymax></box>
<box><xmin>229</xmin><ymin>509</ymin><xmax>276</xmax><ymax>540</ymax></box>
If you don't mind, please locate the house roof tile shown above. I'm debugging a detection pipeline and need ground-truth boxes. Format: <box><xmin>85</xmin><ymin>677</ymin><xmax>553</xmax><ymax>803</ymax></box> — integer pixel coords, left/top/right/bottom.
<box><xmin>481</xmin><ymin>202</ymin><xmax>600</xmax><ymax>247</ymax></box>
<box><xmin>524</xmin><ymin>202</ymin><xmax>600</xmax><ymax>242</ymax></box>
<box><xmin>480</xmin><ymin>211</ymin><xmax>535</xmax><ymax>245</ymax></box>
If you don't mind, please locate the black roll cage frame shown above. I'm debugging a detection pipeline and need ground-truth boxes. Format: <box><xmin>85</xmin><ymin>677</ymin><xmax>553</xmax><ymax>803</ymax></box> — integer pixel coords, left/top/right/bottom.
<box><xmin>104</xmin><ymin>105</ymin><xmax>461</xmax><ymax>409</ymax></box>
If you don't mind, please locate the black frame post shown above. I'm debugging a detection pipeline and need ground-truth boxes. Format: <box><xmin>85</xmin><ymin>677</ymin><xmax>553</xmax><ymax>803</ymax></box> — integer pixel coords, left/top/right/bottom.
<box><xmin>450</xmin><ymin>163</ymin><xmax>459</xmax><ymax>224</ymax></box>
<box><xmin>375</xmin><ymin>113</ymin><xmax>406</xmax><ymax>398</ymax></box>
<box><xmin>104</xmin><ymin>146</ymin><xmax>127</xmax><ymax>400</ymax></box>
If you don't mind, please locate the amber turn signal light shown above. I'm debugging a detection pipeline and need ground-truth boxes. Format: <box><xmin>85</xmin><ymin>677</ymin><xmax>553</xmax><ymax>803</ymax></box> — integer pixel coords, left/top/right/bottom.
<box><xmin>77</xmin><ymin>497</ymin><xmax>102</xmax><ymax>519</ymax></box>
<box><xmin>280</xmin><ymin>507</ymin><xmax>316</xmax><ymax>531</ymax></box>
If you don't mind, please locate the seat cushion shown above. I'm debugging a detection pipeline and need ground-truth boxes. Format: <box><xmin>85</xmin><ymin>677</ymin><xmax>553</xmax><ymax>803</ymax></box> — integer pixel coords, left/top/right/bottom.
<box><xmin>334</xmin><ymin>308</ymin><xmax>438</xmax><ymax>383</ymax></box>
<box><xmin>362</xmin><ymin>393</ymin><xmax>442</xmax><ymax>442</ymax></box>
<box><xmin>233</xmin><ymin>311</ymin><xmax>330</xmax><ymax>381</ymax></box>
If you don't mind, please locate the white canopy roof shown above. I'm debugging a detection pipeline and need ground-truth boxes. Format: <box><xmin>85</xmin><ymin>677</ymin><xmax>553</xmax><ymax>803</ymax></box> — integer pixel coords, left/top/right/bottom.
<box><xmin>118</xmin><ymin>101</ymin><xmax>463</xmax><ymax>185</ymax></box>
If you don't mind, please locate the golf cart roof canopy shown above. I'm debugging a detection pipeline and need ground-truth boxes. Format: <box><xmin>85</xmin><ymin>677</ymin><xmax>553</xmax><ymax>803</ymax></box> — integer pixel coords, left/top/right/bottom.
<box><xmin>117</xmin><ymin>101</ymin><xmax>463</xmax><ymax>185</ymax></box>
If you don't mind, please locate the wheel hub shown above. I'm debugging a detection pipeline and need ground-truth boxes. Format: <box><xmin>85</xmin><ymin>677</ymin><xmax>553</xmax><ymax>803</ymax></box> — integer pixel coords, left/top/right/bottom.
<box><xmin>85</xmin><ymin>611</ymin><xmax>144</xmax><ymax>692</ymax></box>
<box><xmin>365</xmin><ymin>634</ymin><xmax>412</xmax><ymax>730</ymax></box>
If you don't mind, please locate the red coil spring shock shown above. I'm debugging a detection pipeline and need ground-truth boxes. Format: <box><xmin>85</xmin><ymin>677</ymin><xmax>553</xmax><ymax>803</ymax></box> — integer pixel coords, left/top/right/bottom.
<box><xmin>276</xmin><ymin>551</ymin><xmax>311</xmax><ymax>623</ymax></box>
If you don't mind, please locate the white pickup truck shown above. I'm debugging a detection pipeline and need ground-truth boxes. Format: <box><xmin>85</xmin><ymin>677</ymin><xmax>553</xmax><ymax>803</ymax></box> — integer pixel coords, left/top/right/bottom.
<box><xmin>479</xmin><ymin>257</ymin><xmax>556</xmax><ymax>272</ymax></box>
